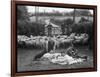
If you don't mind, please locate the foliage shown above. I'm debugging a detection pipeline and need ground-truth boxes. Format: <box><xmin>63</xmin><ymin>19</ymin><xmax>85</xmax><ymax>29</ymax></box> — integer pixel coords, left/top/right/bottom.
<box><xmin>17</xmin><ymin>5</ymin><xmax>29</xmax><ymax>20</ymax></box>
<box><xmin>30</xmin><ymin>22</ymin><xmax>45</xmax><ymax>36</ymax></box>
<box><xmin>17</xmin><ymin>5</ymin><xmax>45</xmax><ymax>36</ymax></box>
<box><xmin>78</xmin><ymin>17</ymin><xmax>90</xmax><ymax>23</ymax></box>
<box><xmin>71</xmin><ymin>22</ymin><xmax>93</xmax><ymax>49</ymax></box>
<box><xmin>17</xmin><ymin>20</ymin><xmax>30</xmax><ymax>36</ymax></box>
<box><xmin>63</xmin><ymin>18</ymin><xmax>73</xmax><ymax>25</ymax></box>
<box><xmin>72</xmin><ymin>22</ymin><xmax>93</xmax><ymax>43</ymax></box>
<box><xmin>31</xmin><ymin>9</ymin><xmax>92</xmax><ymax>17</ymax></box>
<box><xmin>17</xmin><ymin>21</ymin><xmax>45</xmax><ymax>36</ymax></box>
<box><xmin>72</xmin><ymin>22</ymin><xmax>92</xmax><ymax>33</ymax></box>
<box><xmin>69</xmin><ymin>9</ymin><xmax>92</xmax><ymax>16</ymax></box>
<box><xmin>77</xmin><ymin>9</ymin><xmax>91</xmax><ymax>16</ymax></box>
<box><xmin>61</xmin><ymin>18</ymin><xmax>73</xmax><ymax>35</ymax></box>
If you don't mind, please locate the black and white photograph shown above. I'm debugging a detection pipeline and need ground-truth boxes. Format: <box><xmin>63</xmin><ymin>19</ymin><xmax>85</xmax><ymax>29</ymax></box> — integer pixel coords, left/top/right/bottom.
<box><xmin>17</xmin><ymin>4</ymin><xmax>95</xmax><ymax>72</ymax></box>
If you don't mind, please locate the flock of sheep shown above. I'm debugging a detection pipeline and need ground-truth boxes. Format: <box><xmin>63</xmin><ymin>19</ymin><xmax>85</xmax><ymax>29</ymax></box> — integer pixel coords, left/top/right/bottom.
<box><xmin>17</xmin><ymin>33</ymin><xmax>89</xmax><ymax>50</ymax></box>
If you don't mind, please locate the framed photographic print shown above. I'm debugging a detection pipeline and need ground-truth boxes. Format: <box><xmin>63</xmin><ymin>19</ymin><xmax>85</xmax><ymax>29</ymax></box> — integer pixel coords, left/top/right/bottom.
<box><xmin>11</xmin><ymin>0</ymin><xmax>97</xmax><ymax>77</ymax></box>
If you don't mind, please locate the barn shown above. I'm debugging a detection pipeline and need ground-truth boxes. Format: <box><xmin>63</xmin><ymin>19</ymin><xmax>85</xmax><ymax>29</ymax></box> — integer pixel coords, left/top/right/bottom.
<box><xmin>44</xmin><ymin>19</ymin><xmax>62</xmax><ymax>36</ymax></box>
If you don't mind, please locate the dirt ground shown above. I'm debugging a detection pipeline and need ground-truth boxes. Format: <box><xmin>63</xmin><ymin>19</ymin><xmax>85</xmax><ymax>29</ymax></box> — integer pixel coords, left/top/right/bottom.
<box><xmin>17</xmin><ymin>46</ymin><xmax>93</xmax><ymax>72</ymax></box>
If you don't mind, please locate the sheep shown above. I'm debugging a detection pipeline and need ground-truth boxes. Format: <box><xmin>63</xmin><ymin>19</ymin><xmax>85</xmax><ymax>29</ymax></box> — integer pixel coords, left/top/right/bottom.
<box><xmin>17</xmin><ymin>33</ymin><xmax>88</xmax><ymax>49</ymax></box>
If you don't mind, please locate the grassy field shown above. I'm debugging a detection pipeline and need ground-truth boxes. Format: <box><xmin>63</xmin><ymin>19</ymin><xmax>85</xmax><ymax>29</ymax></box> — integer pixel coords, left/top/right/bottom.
<box><xmin>29</xmin><ymin>16</ymin><xmax>93</xmax><ymax>23</ymax></box>
<box><xmin>17</xmin><ymin>46</ymin><xmax>93</xmax><ymax>72</ymax></box>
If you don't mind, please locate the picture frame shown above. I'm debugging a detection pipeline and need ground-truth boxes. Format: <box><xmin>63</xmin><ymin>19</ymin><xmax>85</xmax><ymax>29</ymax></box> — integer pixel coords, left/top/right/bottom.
<box><xmin>11</xmin><ymin>0</ymin><xmax>97</xmax><ymax>77</ymax></box>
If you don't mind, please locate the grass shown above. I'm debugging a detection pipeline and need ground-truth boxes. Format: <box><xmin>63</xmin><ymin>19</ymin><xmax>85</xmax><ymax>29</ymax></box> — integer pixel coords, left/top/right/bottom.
<box><xmin>30</xmin><ymin>16</ymin><xmax>93</xmax><ymax>23</ymax></box>
<box><xmin>17</xmin><ymin>46</ymin><xmax>93</xmax><ymax>72</ymax></box>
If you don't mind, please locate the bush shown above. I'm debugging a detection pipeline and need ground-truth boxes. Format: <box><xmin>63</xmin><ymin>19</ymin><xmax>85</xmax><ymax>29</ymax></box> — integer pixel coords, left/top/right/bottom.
<box><xmin>17</xmin><ymin>20</ymin><xmax>30</xmax><ymax>36</ymax></box>
<box><xmin>63</xmin><ymin>18</ymin><xmax>73</xmax><ymax>25</ymax></box>
<box><xmin>17</xmin><ymin>20</ymin><xmax>45</xmax><ymax>36</ymax></box>
<box><xmin>72</xmin><ymin>22</ymin><xmax>93</xmax><ymax>48</ymax></box>
<box><xmin>30</xmin><ymin>22</ymin><xmax>45</xmax><ymax>36</ymax></box>
<box><xmin>78</xmin><ymin>17</ymin><xmax>89</xmax><ymax>23</ymax></box>
<box><xmin>72</xmin><ymin>22</ymin><xmax>93</xmax><ymax>35</ymax></box>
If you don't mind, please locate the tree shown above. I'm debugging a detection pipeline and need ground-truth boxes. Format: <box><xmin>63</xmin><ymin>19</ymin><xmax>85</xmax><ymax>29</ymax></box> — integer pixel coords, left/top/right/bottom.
<box><xmin>17</xmin><ymin>5</ymin><xmax>29</xmax><ymax>20</ymax></box>
<box><xmin>78</xmin><ymin>9</ymin><xmax>91</xmax><ymax>16</ymax></box>
<box><xmin>17</xmin><ymin>5</ymin><xmax>30</xmax><ymax>36</ymax></box>
<box><xmin>69</xmin><ymin>9</ymin><xmax>91</xmax><ymax>17</ymax></box>
<box><xmin>61</xmin><ymin>18</ymin><xmax>73</xmax><ymax>35</ymax></box>
<box><xmin>73</xmin><ymin>9</ymin><xmax>76</xmax><ymax>24</ymax></box>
